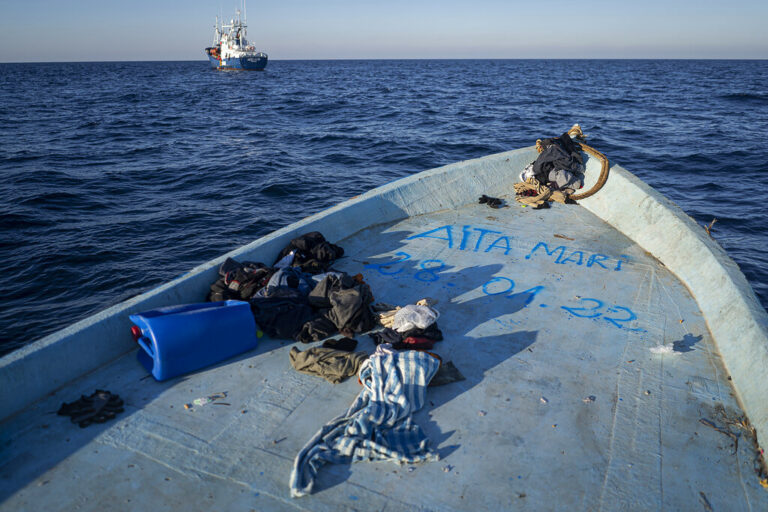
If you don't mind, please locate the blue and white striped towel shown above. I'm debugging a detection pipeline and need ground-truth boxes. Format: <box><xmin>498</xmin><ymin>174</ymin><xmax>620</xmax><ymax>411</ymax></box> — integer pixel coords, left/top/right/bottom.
<box><xmin>289</xmin><ymin>349</ymin><xmax>441</xmax><ymax>497</ymax></box>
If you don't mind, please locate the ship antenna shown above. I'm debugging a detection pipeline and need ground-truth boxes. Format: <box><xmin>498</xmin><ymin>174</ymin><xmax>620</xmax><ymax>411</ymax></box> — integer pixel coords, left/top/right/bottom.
<box><xmin>243</xmin><ymin>0</ymin><xmax>247</xmax><ymax>37</ymax></box>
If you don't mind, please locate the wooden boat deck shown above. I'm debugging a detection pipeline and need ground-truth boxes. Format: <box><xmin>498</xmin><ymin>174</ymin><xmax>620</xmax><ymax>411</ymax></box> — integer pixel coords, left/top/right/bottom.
<box><xmin>2</xmin><ymin>196</ymin><xmax>765</xmax><ymax>511</ymax></box>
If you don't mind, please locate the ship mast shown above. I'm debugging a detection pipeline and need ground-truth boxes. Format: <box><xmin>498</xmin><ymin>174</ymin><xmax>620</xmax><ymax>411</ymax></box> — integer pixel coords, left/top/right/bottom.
<box><xmin>242</xmin><ymin>0</ymin><xmax>248</xmax><ymax>44</ymax></box>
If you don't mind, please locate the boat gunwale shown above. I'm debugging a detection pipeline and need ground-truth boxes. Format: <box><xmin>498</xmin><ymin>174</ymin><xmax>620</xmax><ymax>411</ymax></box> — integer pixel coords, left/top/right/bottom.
<box><xmin>0</xmin><ymin>148</ymin><xmax>538</xmax><ymax>421</ymax></box>
<box><xmin>2</xmin><ymin>146</ymin><xmax>766</xmax><ymax>463</ymax></box>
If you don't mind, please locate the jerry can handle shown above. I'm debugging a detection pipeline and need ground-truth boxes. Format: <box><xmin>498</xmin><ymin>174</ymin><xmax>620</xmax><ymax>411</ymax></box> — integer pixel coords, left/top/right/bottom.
<box><xmin>137</xmin><ymin>336</ymin><xmax>154</xmax><ymax>358</ymax></box>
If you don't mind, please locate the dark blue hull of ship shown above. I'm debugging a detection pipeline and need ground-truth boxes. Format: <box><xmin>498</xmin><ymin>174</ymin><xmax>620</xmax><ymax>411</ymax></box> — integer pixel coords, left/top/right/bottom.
<box><xmin>207</xmin><ymin>54</ymin><xmax>267</xmax><ymax>71</ymax></box>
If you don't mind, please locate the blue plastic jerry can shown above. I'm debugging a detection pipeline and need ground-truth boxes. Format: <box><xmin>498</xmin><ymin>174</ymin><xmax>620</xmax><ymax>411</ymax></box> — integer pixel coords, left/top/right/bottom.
<box><xmin>129</xmin><ymin>300</ymin><xmax>258</xmax><ymax>381</ymax></box>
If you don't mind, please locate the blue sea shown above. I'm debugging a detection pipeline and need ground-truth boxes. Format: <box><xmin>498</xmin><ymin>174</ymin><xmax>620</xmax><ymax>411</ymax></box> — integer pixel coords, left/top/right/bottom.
<box><xmin>1</xmin><ymin>59</ymin><xmax>767</xmax><ymax>356</ymax></box>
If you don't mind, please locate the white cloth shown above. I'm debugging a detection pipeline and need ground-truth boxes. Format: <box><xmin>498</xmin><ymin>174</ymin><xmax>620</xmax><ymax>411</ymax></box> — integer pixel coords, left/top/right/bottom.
<box><xmin>519</xmin><ymin>163</ymin><xmax>535</xmax><ymax>182</ymax></box>
<box><xmin>391</xmin><ymin>304</ymin><xmax>439</xmax><ymax>332</ymax></box>
<box><xmin>289</xmin><ymin>350</ymin><xmax>440</xmax><ymax>497</ymax></box>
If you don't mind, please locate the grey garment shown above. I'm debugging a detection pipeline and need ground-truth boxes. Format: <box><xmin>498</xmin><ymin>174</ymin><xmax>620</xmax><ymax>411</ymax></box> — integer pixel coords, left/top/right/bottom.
<box><xmin>548</xmin><ymin>168</ymin><xmax>584</xmax><ymax>191</ymax></box>
<box><xmin>328</xmin><ymin>287</ymin><xmax>368</xmax><ymax>330</ymax></box>
<box><xmin>307</xmin><ymin>274</ymin><xmax>344</xmax><ymax>308</ymax></box>
<box><xmin>309</xmin><ymin>274</ymin><xmax>376</xmax><ymax>333</ymax></box>
<box><xmin>289</xmin><ymin>347</ymin><xmax>368</xmax><ymax>384</ymax></box>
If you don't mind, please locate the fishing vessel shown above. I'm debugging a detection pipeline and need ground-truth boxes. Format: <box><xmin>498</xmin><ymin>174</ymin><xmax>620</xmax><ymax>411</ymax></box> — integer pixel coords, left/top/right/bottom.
<box><xmin>204</xmin><ymin>7</ymin><xmax>267</xmax><ymax>71</ymax></box>
<box><xmin>1</xmin><ymin>130</ymin><xmax>767</xmax><ymax>510</ymax></box>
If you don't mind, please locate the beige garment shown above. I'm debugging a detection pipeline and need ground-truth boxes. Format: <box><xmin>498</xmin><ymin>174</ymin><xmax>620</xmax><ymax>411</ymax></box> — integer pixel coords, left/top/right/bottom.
<box><xmin>378</xmin><ymin>307</ymin><xmax>400</xmax><ymax>328</ymax></box>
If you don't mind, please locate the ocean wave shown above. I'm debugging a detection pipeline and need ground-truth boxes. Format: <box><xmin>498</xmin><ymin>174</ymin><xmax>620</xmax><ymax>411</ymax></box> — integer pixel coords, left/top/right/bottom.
<box><xmin>1</xmin><ymin>59</ymin><xmax>767</xmax><ymax>357</ymax></box>
<box><xmin>718</xmin><ymin>92</ymin><xmax>768</xmax><ymax>104</ymax></box>
<box><xmin>260</xmin><ymin>181</ymin><xmax>308</xmax><ymax>197</ymax></box>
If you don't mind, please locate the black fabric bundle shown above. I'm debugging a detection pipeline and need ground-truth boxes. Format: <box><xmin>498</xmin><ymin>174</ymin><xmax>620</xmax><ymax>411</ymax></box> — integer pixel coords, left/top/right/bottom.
<box><xmin>205</xmin><ymin>232</ymin><xmax>380</xmax><ymax>344</ymax></box>
<box><xmin>57</xmin><ymin>390</ymin><xmax>124</xmax><ymax>428</ymax></box>
<box><xmin>479</xmin><ymin>195</ymin><xmax>503</xmax><ymax>208</ymax></box>
<box><xmin>531</xmin><ymin>132</ymin><xmax>584</xmax><ymax>183</ymax></box>
<box><xmin>273</xmin><ymin>231</ymin><xmax>344</xmax><ymax>274</ymax></box>
<box><xmin>297</xmin><ymin>274</ymin><xmax>377</xmax><ymax>342</ymax></box>
<box><xmin>249</xmin><ymin>287</ymin><xmax>315</xmax><ymax>340</ymax></box>
<box><xmin>208</xmin><ymin>258</ymin><xmax>275</xmax><ymax>302</ymax></box>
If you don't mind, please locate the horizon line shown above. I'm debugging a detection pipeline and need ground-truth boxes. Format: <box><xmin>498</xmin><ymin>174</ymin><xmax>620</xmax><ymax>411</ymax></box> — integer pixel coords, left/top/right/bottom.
<box><xmin>2</xmin><ymin>57</ymin><xmax>767</xmax><ymax>65</ymax></box>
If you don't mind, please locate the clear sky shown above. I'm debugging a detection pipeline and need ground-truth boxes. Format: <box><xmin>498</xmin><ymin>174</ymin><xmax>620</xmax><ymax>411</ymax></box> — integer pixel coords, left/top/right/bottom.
<box><xmin>1</xmin><ymin>0</ymin><xmax>766</xmax><ymax>62</ymax></box>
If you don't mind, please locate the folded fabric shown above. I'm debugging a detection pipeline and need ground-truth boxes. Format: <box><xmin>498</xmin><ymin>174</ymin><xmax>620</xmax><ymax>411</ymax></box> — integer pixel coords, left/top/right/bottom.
<box><xmin>289</xmin><ymin>347</ymin><xmax>368</xmax><ymax>384</ymax></box>
<box><xmin>289</xmin><ymin>350</ymin><xmax>441</xmax><ymax>497</ymax></box>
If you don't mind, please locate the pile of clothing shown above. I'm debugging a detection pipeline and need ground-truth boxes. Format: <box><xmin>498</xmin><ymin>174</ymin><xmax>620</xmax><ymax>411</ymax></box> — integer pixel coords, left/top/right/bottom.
<box><xmin>281</xmin><ymin>294</ymin><xmax>462</xmax><ymax>497</ymax></box>
<box><xmin>515</xmin><ymin>131</ymin><xmax>585</xmax><ymax>208</ymax></box>
<box><xmin>371</xmin><ymin>299</ymin><xmax>443</xmax><ymax>351</ymax></box>
<box><xmin>207</xmin><ymin>231</ymin><xmax>376</xmax><ymax>343</ymax></box>
<box><xmin>206</xmin><ymin>232</ymin><xmax>466</xmax><ymax>497</ymax></box>
<box><xmin>289</xmin><ymin>296</ymin><xmax>465</xmax><ymax>388</ymax></box>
